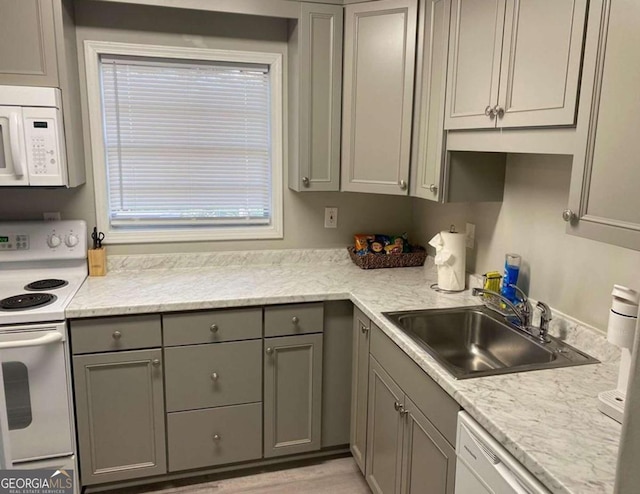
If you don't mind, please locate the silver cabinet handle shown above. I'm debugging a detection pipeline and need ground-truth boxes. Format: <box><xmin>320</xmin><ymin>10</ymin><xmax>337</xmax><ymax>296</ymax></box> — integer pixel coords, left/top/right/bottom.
<box><xmin>485</xmin><ymin>105</ymin><xmax>495</xmax><ymax>118</ymax></box>
<box><xmin>210</xmin><ymin>324</ymin><xmax>218</xmax><ymax>333</ymax></box>
<box><xmin>266</xmin><ymin>347</ymin><xmax>273</xmax><ymax>355</ymax></box>
<box><xmin>399</xmin><ymin>180</ymin><xmax>407</xmax><ymax>190</ymax></box>
<box><xmin>302</xmin><ymin>177</ymin><xmax>310</xmax><ymax>187</ymax></box>
<box><xmin>394</xmin><ymin>401</ymin><xmax>408</xmax><ymax>416</ymax></box>
<box><xmin>292</xmin><ymin>316</ymin><xmax>299</xmax><ymax>325</ymax></box>
<box><xmin>152</xmin><ymin>359</ymin><xmax>161</xmax><ymax>367</ymax></box>
<box><xmin>562</xmin><ymin>209</ymin><xmax>576</xmax><ymax>223</ymax></box>
<box><xmin>211</xmin><ymin>372</ymin><xmax>219</xmax><ymax>381</ymax></box>
<box><xmin>360</xmin><ymin>322</ymin><xmax>369</xmax><ymax>335</ymax></box>
<box><xmin>213</xmin><ymin>434</ymin><xmax>221</xmax><ymax>441</ymax></box>
<box><xmin>428</xmin><ymin>184</ymin><xmax>438</xmax><ymax>193</ymax></box>
<box><xmin>112</xmin><ymin>331</ymin><xmax>122</xmax><ymax>340</ymax></box>
<box><xmin>493</xmin><ymin>105</ymin><xmax>505</xmax><ymax>118</ymax></box>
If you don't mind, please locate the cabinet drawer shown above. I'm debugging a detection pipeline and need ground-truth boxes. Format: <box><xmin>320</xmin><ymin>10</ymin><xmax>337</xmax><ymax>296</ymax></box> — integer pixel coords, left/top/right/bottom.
<box><xmin>164</xmin><ymin>340</ymin><xmax>262</xmax><ymax>412</ymax></box>
<box><xmin>264</xmin><ymin>303</ymin><xmax>323</xmax><ymax>337</ymax></box>
<box><xmin>70</xmin><ymin>315</ymin><xmax>161</xmax><ymax>354</ymax></box>
<box><xmin>167</xmin><ymin>403</ymin><xmax>262</xmax><ymax>472</ymax></box>
<box><xmin>163</xmin><ymin>308</ymin><xmax>262</xmax><ymax>346</ymax></box>
<box><xmin>370</xmin><ymin>323</ymin><xmax>459</xmax><ymax>445</ymax></box>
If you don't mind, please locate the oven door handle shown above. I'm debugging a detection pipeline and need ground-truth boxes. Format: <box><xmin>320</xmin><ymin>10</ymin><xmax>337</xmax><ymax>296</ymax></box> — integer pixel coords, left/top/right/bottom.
<box><xmin>0</xmin><ymin>332</ymin><xmax>63</xmax><ymax>349</ymax></box>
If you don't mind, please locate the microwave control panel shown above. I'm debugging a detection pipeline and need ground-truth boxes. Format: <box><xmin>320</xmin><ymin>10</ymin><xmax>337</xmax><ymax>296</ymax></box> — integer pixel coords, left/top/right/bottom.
<box><xmin>22</xmin><ymin>107</ymin><xmax>67</xmax><ymax>186</ymax></box>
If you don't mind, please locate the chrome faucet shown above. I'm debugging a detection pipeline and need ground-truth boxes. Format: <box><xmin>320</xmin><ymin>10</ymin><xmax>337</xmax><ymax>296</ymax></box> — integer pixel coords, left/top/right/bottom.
<box><xmin>471</xmin><ymin>287</ymin><xmax>552</xmax><ymax>343</ymax></box>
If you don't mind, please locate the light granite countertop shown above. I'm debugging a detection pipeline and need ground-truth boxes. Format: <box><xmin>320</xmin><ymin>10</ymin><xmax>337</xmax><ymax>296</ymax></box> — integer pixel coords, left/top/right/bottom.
<box><xmin>67</xmin><ymin>249</ymin><xmax>622</xmax><ymax>493</ymax></box>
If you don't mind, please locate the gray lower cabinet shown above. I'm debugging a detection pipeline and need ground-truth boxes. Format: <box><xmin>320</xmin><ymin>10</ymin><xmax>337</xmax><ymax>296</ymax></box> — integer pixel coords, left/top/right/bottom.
<box><xmin>167</xmin><ymin>403</ymin><xmax>262</xmax><ymax>472</ymax></box>
<box><xmin>73</xmin><ymin>349</ymin><xmax>166</xmax><ymax>485</ymax></box>
<box><xmin>363</xmin><ymin>324</ymin><xmax>459</xmax><ymax>494</ymax></box>
<box><xmin>350</xmin><ymin>307</ymin><xmax>371</xmax><ymax>474</ymax></box>
<box><xmin>264</xmin><ymin>333</ymin><xmax>323</xmax><ymax>458</ymax></box>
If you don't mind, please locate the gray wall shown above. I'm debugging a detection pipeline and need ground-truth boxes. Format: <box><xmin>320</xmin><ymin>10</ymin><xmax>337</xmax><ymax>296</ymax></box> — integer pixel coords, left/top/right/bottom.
<box><xmin>0</xmin><ymin>2</ymin><xmax>414</xmax><ymax>253</ymax></box>
<box><xmin>411</xmin><ymin>153</ymin><xmax>640</xmax><ymax>331</ymax></box>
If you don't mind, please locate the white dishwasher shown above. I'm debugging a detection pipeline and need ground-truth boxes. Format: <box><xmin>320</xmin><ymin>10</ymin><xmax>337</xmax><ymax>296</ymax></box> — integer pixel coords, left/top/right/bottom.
<box><xmin>455</xmin><ymin>412</ymin><xmax>550</xmax><ymax>494</ymax></box>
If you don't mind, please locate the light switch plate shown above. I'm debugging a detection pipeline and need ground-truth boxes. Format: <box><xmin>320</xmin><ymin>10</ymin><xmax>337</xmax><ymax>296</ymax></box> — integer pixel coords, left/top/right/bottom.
<box><xmin>324</xmin><ymin>207</ymin><xmax>338</xmax><ymax>228</ymax></box>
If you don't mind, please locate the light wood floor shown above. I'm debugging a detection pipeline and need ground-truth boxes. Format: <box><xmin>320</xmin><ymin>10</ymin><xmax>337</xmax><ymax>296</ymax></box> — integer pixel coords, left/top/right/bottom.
<box><xmin>109</xmin><ymin>457</ymin><xmax>370</xmax><ymax>494</ymax></box>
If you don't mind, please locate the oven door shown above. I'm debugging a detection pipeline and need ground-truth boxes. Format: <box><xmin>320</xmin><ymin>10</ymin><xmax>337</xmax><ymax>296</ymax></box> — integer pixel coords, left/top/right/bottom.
<box><xmin>0</xmin><ymin>323</ymin><xmax>73</xmax><ymax>463</ymax></box>
<box><xmin>0</xmin><ymin>107</ymin><xmax>29</xmax><ymax>186</ymax></box>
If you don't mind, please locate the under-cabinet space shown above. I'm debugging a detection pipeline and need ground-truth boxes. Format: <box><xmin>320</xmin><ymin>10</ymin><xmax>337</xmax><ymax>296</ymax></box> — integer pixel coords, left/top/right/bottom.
<box><xmin>167</xmin><ymin>403</ymin><xmax>262</xmax><ymax>472</ymax></box>
<box><xmin>164</xmin><ymin>340</ymin><xmax>262</xmax><ymax>412</ymax></box>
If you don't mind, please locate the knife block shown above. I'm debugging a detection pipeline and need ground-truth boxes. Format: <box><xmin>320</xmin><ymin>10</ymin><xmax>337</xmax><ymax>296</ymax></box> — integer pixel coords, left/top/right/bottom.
<box><xmin>88</xmin><ymin>248</ymin><xmax>107</xmax><ymax>276</ymax></box>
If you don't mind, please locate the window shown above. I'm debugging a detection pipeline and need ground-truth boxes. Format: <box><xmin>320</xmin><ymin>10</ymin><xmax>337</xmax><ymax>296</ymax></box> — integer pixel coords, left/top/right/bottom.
<box><xmin>84</xmin><ymin>41</ymin><xmax>283</xmax><ymax>243</ymax></box>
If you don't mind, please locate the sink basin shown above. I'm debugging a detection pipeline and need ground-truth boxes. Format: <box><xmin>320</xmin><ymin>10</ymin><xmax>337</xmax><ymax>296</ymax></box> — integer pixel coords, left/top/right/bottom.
<box><xmin>383</xmin><ymin>306</ymin><xmax>599</xmax><ymax>379</ymax></box>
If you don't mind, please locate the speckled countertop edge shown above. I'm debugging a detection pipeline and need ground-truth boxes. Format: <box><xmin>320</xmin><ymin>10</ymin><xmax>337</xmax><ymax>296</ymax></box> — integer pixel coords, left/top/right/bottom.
<box><xmin>67</xmin><ymin>249</ymin><xmax>621</xmax><ymax>493</ymax></box>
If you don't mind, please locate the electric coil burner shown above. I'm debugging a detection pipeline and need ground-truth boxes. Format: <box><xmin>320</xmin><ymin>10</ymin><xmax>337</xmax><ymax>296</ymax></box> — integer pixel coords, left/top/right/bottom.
<box><xmin>24</xmin><ymin>279</ymin><xmax>69</xmax><ymax>291</ymax></box>
<box><xmin>0</xmin><ymin>293</ymin><xmax>57</xmax><ymax>311</ymax></box>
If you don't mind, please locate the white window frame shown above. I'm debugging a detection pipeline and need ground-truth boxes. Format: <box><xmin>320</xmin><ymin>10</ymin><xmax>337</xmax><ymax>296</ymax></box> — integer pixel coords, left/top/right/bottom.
<box><xmin>84</xmin><ymin>40</ymin><xmax>284</xmax><ymax>244</ymax></box>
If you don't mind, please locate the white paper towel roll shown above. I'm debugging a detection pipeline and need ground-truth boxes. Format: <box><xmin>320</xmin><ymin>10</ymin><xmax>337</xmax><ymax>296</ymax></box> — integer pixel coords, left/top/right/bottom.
<box><xmin>428</xmin><ymin>231</ymin><xmax>466</xmax><ymax>291</ymax></box>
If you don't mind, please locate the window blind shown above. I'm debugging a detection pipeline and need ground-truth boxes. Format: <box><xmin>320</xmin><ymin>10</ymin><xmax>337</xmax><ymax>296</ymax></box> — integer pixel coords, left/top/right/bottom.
<box><xmin>99</xmin><ymin>55</ymin><xmax>272</xmax><ymax>229</ymax></box>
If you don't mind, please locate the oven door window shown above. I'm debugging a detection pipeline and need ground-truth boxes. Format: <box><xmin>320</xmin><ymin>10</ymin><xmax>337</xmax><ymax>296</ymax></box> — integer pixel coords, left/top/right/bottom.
<box><xmin>2</xmin><ymin>362</ymin><xmax>33</xmax><ymax>430</ymax></box>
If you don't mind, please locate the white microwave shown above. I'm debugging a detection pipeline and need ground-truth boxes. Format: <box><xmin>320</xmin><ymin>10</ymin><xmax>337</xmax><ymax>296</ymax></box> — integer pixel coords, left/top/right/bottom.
<box><xmin>0</xmin><ymin>86</ymin><xmax>68</xmax><ymax>186</ymax></box>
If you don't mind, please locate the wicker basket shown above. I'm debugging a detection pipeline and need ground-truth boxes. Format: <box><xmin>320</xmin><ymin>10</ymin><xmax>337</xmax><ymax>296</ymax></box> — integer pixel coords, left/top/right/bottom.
<box><xmin>348</xmin><ymin>246</ymin><xmax>427</xmax><ymax>269</ymax></box>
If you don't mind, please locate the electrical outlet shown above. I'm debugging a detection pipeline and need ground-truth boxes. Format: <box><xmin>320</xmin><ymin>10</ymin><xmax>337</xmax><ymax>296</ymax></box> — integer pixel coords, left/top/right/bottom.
<box><xmin>324</xmin><ymin>207</ymin><xmax>338</xmax><ymax>228</ymax></box>
<box><xmin>43</xmin><ymin>212</ymin><xmax>61</xmax><ymax>221</ymax></box>
<box><xmin>465</xmin><ymin>222</ymin><xmax>475</xmax><ymax>249</ymax></box>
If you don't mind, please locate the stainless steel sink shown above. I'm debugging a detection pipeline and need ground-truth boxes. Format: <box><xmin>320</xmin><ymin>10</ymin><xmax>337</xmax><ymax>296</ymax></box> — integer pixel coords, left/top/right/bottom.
<box><xmin>383</xmin><ymin>306</ymin><xmax>599</xmax><ymax>379</ymax></box>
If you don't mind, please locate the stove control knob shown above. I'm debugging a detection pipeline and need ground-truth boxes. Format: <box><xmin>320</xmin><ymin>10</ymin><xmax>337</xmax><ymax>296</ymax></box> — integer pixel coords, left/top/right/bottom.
<box><xmin>47</xmin><ymin>234</ymin><xmax>62</xmax><ymax>248</ymax></box>
<box><xmin>65</xmin><ymin>234</ymin><xmax>79</xmax><ymax>248</ymax></box>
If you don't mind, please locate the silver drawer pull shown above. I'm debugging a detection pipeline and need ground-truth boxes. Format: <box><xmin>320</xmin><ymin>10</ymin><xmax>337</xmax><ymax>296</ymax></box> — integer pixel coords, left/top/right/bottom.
<box><xmin>210</xmin><ymin>324</ymin><xmax>218</xmax><ymax>333</ymax></box>
<box><xmin>292</xmin><ymin>316</ymin><xmax>299</xmax><ymax>325</ymax></box>
<box><xmin>266</xmin><ymin>347</ymin><xmax>273</xmax><ymax>355</ymax></box>
<box><xmin>112</xmin><ymin>331</ymin><xmax>122</xmax><ymax>340</ymax></box>
<box><xmin>211</xmin><ymin>372</ymin><xmax>219</xmax><ymax>381</ymax></box>
<box><xmin>213</xmin><ymin>434</ymin><xmax>221</xmax><ymax>441</ymax></box>
<box><xmin>360</xmin><ymin>323</ymin><xmax>369</xmax><ymax>334</ymax></box>
<box><xmin>152</xmin><ymin>359</ymin><xmax>161</xmax><ymax>367</ymax></box>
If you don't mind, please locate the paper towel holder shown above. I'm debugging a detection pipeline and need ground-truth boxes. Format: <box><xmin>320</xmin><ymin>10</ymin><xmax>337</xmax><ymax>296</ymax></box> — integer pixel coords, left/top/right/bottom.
<box><xmin>598</xmin><ymin>284</ymin><xmax>639</xmax><ymax>423</ymax></box>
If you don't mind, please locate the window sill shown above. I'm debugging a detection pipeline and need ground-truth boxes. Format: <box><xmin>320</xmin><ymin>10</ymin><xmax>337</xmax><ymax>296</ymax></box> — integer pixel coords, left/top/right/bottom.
<box><xmin>101</xmin><ymin>224</ymin><xmax>284</xmax><ymax>244</ymax></box>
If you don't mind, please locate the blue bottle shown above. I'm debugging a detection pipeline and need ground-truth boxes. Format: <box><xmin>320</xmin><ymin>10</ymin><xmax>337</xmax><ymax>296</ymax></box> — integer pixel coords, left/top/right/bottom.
<box><xmin>501</xmin><ymin>253</ymin><xmax>521</xmax><ymax>303</ymax></box>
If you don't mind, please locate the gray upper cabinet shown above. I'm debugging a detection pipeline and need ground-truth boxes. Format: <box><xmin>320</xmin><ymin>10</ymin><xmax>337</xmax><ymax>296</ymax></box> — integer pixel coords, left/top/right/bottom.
<box><xmin>263</xmin><ymin>333</ymin><xmax>323</xmax><ymax>458</ymax></box>
<box><xmin>350</xmin><ymin>306</ymin><xmax>371</xmax><ymax>474</ymax></box>
<box><xmin>289</xmin><ymin>2</ymin><xmax>343</xmax><ymax>192</ymax></box>
<box><xmin>73</xmin><ymin>349</ymin><xmax>167</xmax><ymax>485</ymax></box>
<box><xmin>410</xmin><ymin>0</ymin><xmax>452</xmax><ymax>201</ymax></box>
<box><xmin>567</xmin><ymin>0</ymin><xmax>640</xmax><ymax>251</ymax></box>
<box><xmin>445</xmin><ymin>0</ymin><xmax>588</xmax><ymax>130</ymax></box>
<box><xmin>0</xmin><ymin>0</ymin><xmax>59</xmax><ymax>86</ymax></box>
<box><xmin>341</xmin><ymin>0</ymin><xmax>418</xmax><ymax>195</ymax></box>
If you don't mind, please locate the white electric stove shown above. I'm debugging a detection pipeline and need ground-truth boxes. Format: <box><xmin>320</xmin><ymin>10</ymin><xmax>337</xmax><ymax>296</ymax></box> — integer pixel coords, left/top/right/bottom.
<box><xmin>0</xmin><ymin>220</ymin><xmax>87</xmax><ymax>493</ymax></box>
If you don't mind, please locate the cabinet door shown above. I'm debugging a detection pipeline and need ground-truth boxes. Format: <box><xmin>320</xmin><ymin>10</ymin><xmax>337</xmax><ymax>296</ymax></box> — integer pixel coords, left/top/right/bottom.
<box><xmin>341</xmin><ymin>0</ymin><xmax>417</xmax><ymax>195</ymax></box>
<box><xmin>567</xmin><ymin>0</ymin><xmax>640</xmax><ymax>250</ymax></box>
<box><xmin>400</xmin><ymin>397</ymin><xmax>456</xmax><ymax>494</ymax></box>
<box><xmin>365</xmin><ymin>357</ymin><xmax>404</xmax><ymax>494</ymax></box>
<box><xmin>496</xmin><ymin>0</ymin><xmax>587</xmax><ymax>127</ymax></box>
<box><xmin>291</xmin><ymin>2</ymin><xmax>343</xmax><ymax>192</ymax></box>
<box><xmin>73</xmin><ymin>349</ymin><xmax>166</xmax><ymax>485</ymax></box>
<box><xmin>411</xmin><ymin>0</ymin><xmax>452</xmax><ymax>201</ymax></box>
<box><xmin>263</xmin><ymin>334</ymin><xmax>323</xmax><ymax>458</ymax></box>
<box><xmin>0</xmin><ymin>0</ymin><xmax>59</xmax><ymax>87</ymax></box>
<box><xmin>350</xmin><ymin>307</ymin><xmax>371</xmax><ymax>473</ymax></box>
<box><xmin>445</xmin><ymin>0</ymin><xmax>505</xmax><ymax>129</ymax></box>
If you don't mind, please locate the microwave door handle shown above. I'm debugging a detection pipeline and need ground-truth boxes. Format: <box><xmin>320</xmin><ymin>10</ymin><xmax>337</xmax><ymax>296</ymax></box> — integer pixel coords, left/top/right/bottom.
<box><xmin>9</xmin><ymin>112</ymin><xmax>25</xmax><ymax>177</ymax></box>
<box><xmin>0</xmin><ymin>332</ymin><xmax>63</xmax><ymax>350</ymax></box>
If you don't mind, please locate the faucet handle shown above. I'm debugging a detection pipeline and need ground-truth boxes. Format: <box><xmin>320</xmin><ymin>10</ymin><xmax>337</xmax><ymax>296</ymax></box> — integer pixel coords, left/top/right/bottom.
<box><xmin>536</xmin><ymin>301</ymin><xmax>552</xmax><ymax>328</ymax></box>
